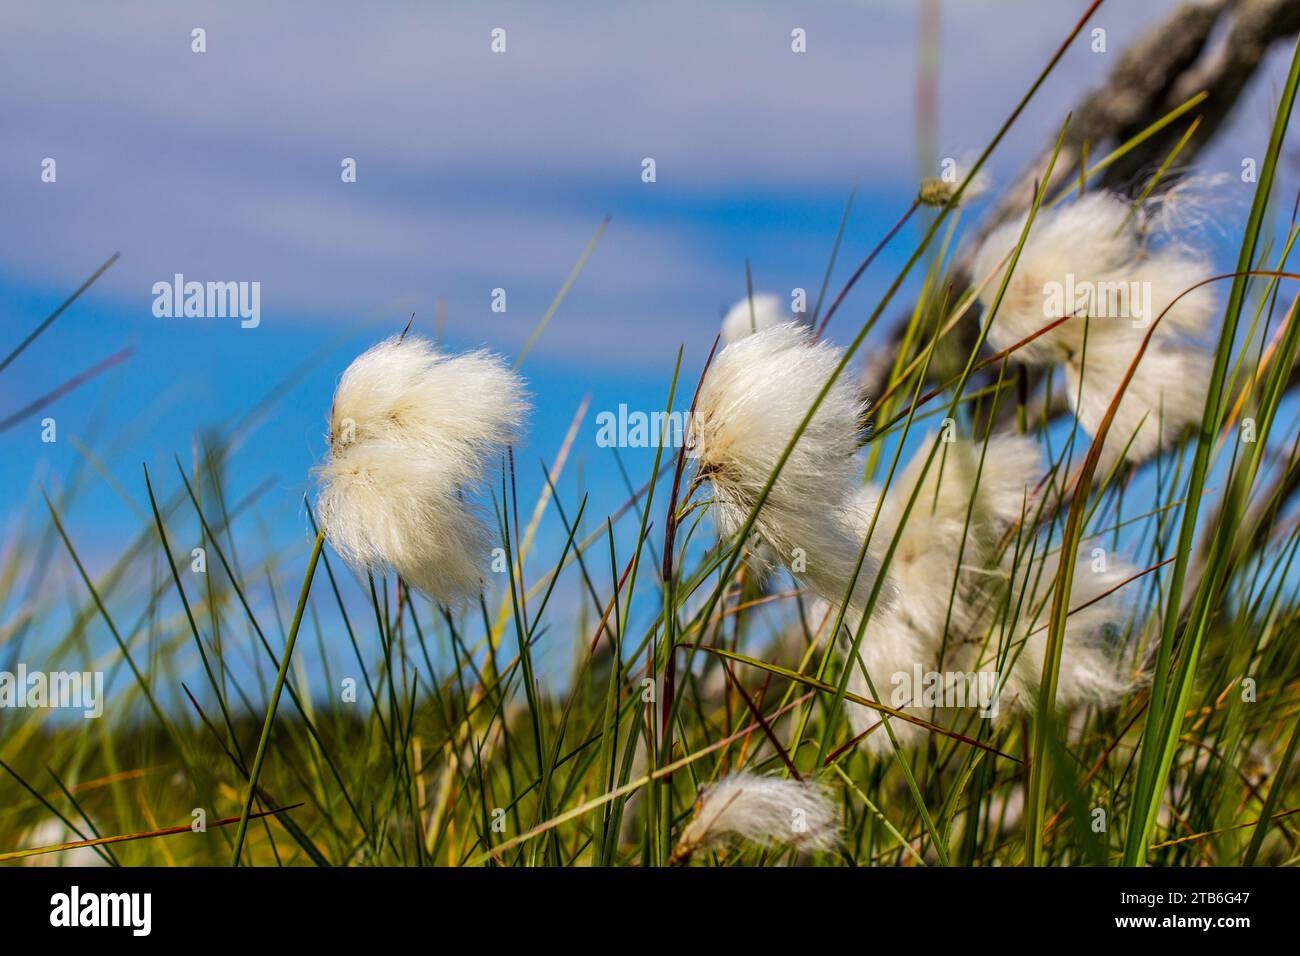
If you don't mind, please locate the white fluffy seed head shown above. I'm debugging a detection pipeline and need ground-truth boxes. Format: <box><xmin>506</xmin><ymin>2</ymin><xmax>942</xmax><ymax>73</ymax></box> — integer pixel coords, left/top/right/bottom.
<box><xmin>842</xmin><ymin>435</ymin><xmax>1137</xmax><ymax>751</ymax></box>
<box><xmin>720</xmin><ymin>293</ymin><xmax>801</xmax><ymax>345</ymax></box>
<box><xmin>692</xmin><ymin>323</ymin><xmax>886</xmax><ymax>610</ymax></box>
<box><xmin>845</xmin><ymin>552</ymin><xmax>1138</xmax><ymax>752</ymax></box>
<box><xmin>843</xmin><ymin>435</ymin><xmax>1040</xmax><ymax>750</ymax></box>
<box><xmin>1066</xmin><ymin>336</ymin><xmax>1211</xmax><ymax>470</ymax></box>
<box><xmin>971</xmin><ymin>191</ymin><xmax>1216</xmax><ymax>464</ymax></box>
<box><xmin>314</xmin><ymin>334</ymin><xmax>528</xmax><ymax>605</ymax></box>
<box><xmin>1001</xmin><ymin>546</ymin><xmax>1138</xmax><ymax>708</ymax></box>
<box><xmin>844</xmin><ymin>610</ymin><xmax>933</xmax><ymax>750</ymax></box>
<box><xmin>869</xmin><ymin>433</ymin><xmax>1040</xmax><ymax>636</ymax></box>
<box><xmin>974</xmin><ymin>193</ymin><xmax>1135</xmax><ymax>360</ymax></box>
<box><xmin>674</xmin><ymin>772</ymin><xmax>839</xmax><ymax>859</ymax></box>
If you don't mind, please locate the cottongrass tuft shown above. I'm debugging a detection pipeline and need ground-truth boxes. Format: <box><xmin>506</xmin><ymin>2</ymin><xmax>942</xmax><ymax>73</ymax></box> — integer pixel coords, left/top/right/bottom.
<box><xmin>972</xmin><ymin>190</ymin><xmax>1215</xmax><ymax>466</ymax></box>
<box><xmin>671</xmin><ymin>772</ymin><xmax>839</xmax><ymax>863</ymax></box>
<box><xmin>314</xmin><ymin>334</ymin><xmax>528</xmax><ymax>605</ymax></box>
<box><xmin>844</xmin><ymin>434</ymin><xmax>1137</xmax><ymax>749</ymax></box>
<box><xmin>691</xmin><ymin>323</ymin><xmax>889</xmax><ymax>611</ymax></box>
<box><xmin>692</xmin><ymin>327</ymin><xmax>1137</xmax><ymax>754</ymax></box>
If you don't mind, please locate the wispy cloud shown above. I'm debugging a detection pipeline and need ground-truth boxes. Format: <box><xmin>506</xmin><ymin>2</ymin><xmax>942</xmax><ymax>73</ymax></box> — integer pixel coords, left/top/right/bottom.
<box><xmin>0</xmin><ymin>0</ymin><xmax>1271</xmax><ymax>361</ymax></box>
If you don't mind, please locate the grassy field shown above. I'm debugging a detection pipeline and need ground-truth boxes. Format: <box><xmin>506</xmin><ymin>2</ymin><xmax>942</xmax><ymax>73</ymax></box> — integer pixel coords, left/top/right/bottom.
<box><xmin>3</xmin><ymin>10</ymin><xmax>1300</xmax><ymax>869</ymax></box>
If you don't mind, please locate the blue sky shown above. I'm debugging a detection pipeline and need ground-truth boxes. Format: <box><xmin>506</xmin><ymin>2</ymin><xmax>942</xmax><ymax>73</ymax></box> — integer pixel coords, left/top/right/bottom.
<box><xmin>2</xmin><ymin>0</ymin><xmax>1296</xmax><ymax>698</ymax></box>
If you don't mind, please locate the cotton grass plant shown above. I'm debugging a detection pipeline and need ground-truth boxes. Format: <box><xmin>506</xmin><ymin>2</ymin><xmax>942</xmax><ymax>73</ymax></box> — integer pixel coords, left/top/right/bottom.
<box><xmin>670</xmin><ymin>772</ymin><xmax>839</xmax><ymax>863</ymax></box>
<box><xmin>315</xmin><ymin>333</ymin><xmax>528</xmax><ymax>605</ymax></box>
<box><xmin>972</xmin><ymin>190</ymin><xmax>1217</xmax><ymax>468</ymax></box>
<box><xmin>4</xmin><ymin>6</ymin><xmax>1300</xmax><ymax>871</ymax></box>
